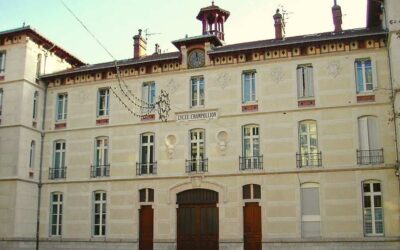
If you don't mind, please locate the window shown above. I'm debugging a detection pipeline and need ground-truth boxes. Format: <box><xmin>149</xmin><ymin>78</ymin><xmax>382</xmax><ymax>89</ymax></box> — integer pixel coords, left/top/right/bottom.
<box><xmin>242</xmin><ymin>184</ymin><xmax>261</xmax><ymax>199</ymax></box>
<box><xmin>297</xmin><ymin>120</ymin><xmax>321</xmax><ymax>167</ymax></box>
<box><xmin>50</xmin><ymin>140</ymin><xmax>66</xmax><ymax>179</ymax></box>
<box><xmin>36</xmin><ymin>54</ymin><xmax>42</xmax><ymax>77</ymax></box>
<box><xmin>355</xmin><ymin>58</ymin><xmax>376</xmax><ymax>93</ymax></box>
<box><xmin>190</xmin><ymin>76</ymin><xmax>204</xmax><ymax>107</ymax></box>
<box><xmin>93</xmin><ymin>191</ymin><xmax>107</xmax><ymax>237</ymax></box>
<box><xmin>137</xmin><ymin>133</ymin><xmax>156</xmax><ymax>175</ymax></box>
<box><xmin>97</xmin><ymin>88</ymin><xmax>110</xmax><ymax>117</ymax></box>
<box><xmin>240</xmin><ymin>125</ymin><xmax>262</xmax><ymax>170</ymax></box>
<box><xmin>91</xmin><ymin>137</ymin><xmax>109</xmax><ymax>177</ymax></box>
<box><xmin>301</xmin><ymin>183</ymin><xmax>320</xmax><ymax>237</ymax></box>
<box><xmin>186</xmin><ymin>129</ymin><xmax>207</xmax><ymax>172</ymax></box>
<box><xmin>56</xmin><ymin>93</ymin><xmax>68</xmax><ymax>122</ymax></box>
<box><xmin>242</xmin><ymin>70</ymin><xmax>256</xmax><ymax>103</ymax></box>
<box><xmin>297</xmin><ymin>64</ymin><xmax>314</xmax><ymax>98</ymax></box>
<box><xmin>29</xmin><ymin>140</ymin><xmax>35</xmax><ymax>170</ymax></box>
<box><xmin>142</xmin><ymin>82</ymin><xmax>156</xmax><ymax>113</ymax></box>
<box><xmin>50</xmin><ymin>192</ymin><xmax>63</xmax><ymax>236</ymax></box>
<box><xmin>0</xmin><ymin>88</ymin><xmax>3</xmax><ymax>116</ymax></box>
<box><xmin>32</xmin><ymin>91</ymin><xmax>39</xmax><ymax>120</ymax></box>
<box><xmin>362</xmin><ymin>181</ymin><xmax>384</xmax><ymax>236</ymax></box>
<box><xmin>139</xmin><ymin>188</ymin><xmax>154</xmax><ymax>202</ymax></box>
<box><xmin>0</xmin><ymin>52</ymin><xmax>5</xmax><ymax>73</ymax></box>
<box><xmin>357</xmin><ymin>116</ymin><xmax>383</xmax><ymax>164</ymax></box>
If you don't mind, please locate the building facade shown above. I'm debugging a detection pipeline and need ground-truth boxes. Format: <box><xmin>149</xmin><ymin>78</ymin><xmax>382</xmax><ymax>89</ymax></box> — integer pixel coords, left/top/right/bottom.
<box><xmin>0</xmin><ymin>1</ymin><xmax>399</xmax><ymax>250</ymax></box>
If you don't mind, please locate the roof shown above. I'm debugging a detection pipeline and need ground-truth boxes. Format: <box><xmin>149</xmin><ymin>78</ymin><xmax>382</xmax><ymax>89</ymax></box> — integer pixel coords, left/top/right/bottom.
<box><xmin>209</xmin><ymin>28</ymin><xmax>387</xmax><ymax>55</ymax></box>
<box><xmin>41</xmin><ymin>51</ymin><xmax>180</xmax><ymax>79</ymax></box>
<box><xmin>0</xmin><ymin>26</ymin><xmax>85</xmax><ymax>67</ymax></box>
<box><xmin>172</xmin><ymin>34</ymin><xmax>223</xmax><ymax>49</ymax></box>
<box><xmin>196</xmin><ymin>3</ymin><xmax>230</xmax><ymax>20</ymax></box>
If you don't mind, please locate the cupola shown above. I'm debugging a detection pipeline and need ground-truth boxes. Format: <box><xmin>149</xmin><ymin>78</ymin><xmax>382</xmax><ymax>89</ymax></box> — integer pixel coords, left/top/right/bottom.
<box><xmin>196</xmin><ymin>1</ymin><xmax>230</xmax><ymax>41</ymax></box>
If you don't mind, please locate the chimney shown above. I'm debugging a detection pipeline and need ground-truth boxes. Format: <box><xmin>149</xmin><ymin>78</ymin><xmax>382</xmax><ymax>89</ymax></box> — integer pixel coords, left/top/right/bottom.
<box><xmin>154</xmin><ymin>43</ymin><xmax>161</xmax><ymax>54</ymax></box>
<box><xmin>273</xmin><ymin>9</ymin><xmax>284</xmax><ymax>40</ymax></box>
<box><xmin>332</xmin><ymin>0</ymin><xmax>343</xmax><ymax>32</ymax></box>
<box><xmin>133</xmin><ymin>29</ymin><xmax>147</xmax><ymax>58</ymax></box>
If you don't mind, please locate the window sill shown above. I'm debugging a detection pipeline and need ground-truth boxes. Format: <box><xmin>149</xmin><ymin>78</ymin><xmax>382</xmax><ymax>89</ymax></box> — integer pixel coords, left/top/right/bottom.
<box><xmin>55</xmin><ymin>122</ymin><xmax>67</xmax><ymax>129</ymax></box>
<box><xmin>96</xmin><ymin>117</ymin><xmax>109</xmax><ymax>125</ymax></box>
<box><xmin>242</xmin><ymin>103</ymin><xmax>258</xmax><ymax>112</ymax></box>
<box><xmin>298</xmin><ymin>98</ymin><xmax>315</xmax><ymax>107</ymax></box>
<box><xmin>141</xmin><ymin>113</ymin><xmax>155</xmax><ymax>121</ymax></box>
<box><xmin>0</xmin><ymin>75</ymin><xmax>4</xmax><ymax>81</ymax></box>
<box><xmin>356</xmin><ymin>93</ymin><xmax>375</xmax><ymax>103</ymax></box>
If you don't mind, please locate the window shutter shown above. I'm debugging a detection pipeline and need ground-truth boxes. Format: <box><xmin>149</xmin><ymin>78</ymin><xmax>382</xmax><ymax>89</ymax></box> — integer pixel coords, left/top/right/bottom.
<box><xmin>355</xmin><ymin>61</ymin><xmax>364</xmax><ymax>93</ymax></box>
<box><xmin>306</xmin><ymin>66</ymin><xmax>314</xmax><ymax>97</ymax></box>
<box><xmin>371</xmin><ymin>59</ymin><xmax>378</xmax><ymax>89</ymax></box>
<box><xmin>301</xmin><ymin>187</ymin><xmax>321</xmax><ymax>237</ymax></box>
<box><xmin>358</xmin><ymin>117</ymin><xmax>369</xmax><ymax>150</ymax></box>
<box><xmin>297</xmin><ymin>67</ymin><xmax>304</xmax><ymax>98</ymax></box>
<box><xmin>367</xmin><ymin>117</ymin><xmax>379</xmax><ymax>150</ymax></box>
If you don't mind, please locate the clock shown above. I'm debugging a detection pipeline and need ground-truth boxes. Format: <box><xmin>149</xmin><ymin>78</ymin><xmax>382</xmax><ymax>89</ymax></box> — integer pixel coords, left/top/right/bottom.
<box><xmin>188</xmin><ymin>49</ymin><xmax>205</xmax><ymax>68</ymax></box>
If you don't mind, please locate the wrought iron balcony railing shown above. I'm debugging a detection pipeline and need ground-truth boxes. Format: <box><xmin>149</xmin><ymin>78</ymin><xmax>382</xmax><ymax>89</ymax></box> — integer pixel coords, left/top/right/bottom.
<box><xmin>136</xmin><ymin>162</ymin><xmax>157</xmax><ymax>175</ymax></box>
<box><xmin>185</xmin><ymin>159</ymin><xmax>208</xmax><ymax>173</ymax></box>
<box><xmin>239</xmin><ymin>155</ymin><xmax>263</xmax><ymax>170</ymax></box>
<box><xmin>296</xmin><ymin>152</ymin><xmax>322</xmax><ymax>168</ymax></box>
<box><xmin>357</xmin><ymin>149</ymin><xmax>384</xmax><ymax>165</ymax></box>
<box><xmin>90</xmin><ymin>164</ymin><xmax>110</xmax><ymax>178</ymax></box>
<box><xmin>49</xmin><ymin>167</ymin><xmax>67</xmax><ymax>179</ymax></box>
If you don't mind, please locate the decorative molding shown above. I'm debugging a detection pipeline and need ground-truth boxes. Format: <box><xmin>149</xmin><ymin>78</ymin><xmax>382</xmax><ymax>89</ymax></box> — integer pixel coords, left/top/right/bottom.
<box><xmin>326</xmin><ymin>60</ymin><xmax>342</xmax><ymax>78</ymax></box>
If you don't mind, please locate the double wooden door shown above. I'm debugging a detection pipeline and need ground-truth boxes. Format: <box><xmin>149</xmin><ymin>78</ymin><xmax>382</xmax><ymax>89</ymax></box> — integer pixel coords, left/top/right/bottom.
<box><xmin>243</xmin><ymin>202</ymin><xmax>262</xmax><ymax>250</ymax></box>
<box><xmin>177</xmin><ymin>204</ymin><xmax>218</xmax><ymax>250</ymax></box>
<box><xmin>139</xmin><ymin>205</ymin><xmax>153</xmax><ymax>250</ymax></box>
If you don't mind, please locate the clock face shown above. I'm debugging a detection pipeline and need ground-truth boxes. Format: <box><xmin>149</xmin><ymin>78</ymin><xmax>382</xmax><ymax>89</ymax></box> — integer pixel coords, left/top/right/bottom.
<box><xmin>188</xmin><ymin>49</ymin><xmax>205</xmax><ymax>68</ymax></box>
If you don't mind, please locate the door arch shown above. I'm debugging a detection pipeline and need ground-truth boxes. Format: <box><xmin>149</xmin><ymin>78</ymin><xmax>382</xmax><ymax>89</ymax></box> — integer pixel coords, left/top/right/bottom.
<box><xmin>176</xmin><ymin>189</ymin><xmax>219</xmax><ymax>250</ymax></box>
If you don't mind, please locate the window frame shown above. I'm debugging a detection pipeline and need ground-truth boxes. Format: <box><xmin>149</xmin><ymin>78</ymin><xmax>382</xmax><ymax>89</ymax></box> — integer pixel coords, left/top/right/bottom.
<box><xmin>142</xmin><ymin>82</ymin><xmax>156</xmax><ymax>113</ymax></box>
<box><xmin>0</xmin><ymin>51</ymin><xmax>6</xmax><ymax>74</ymax></box>
<box><xmin>29</xmin><ymin>140</ymin><xmax>35</xmax><ymax>170</ymax></box>
<box><xmin>0</xmin><ymin>88</ymin><xmax>3</xmax><ymax>116</ymax></box>
<box><xmin>242</xmin><ymin>124</ymin><xmax>260</xmax><ymax>158</ymax></box>
<box><xmin>300</xmin><ymin>182</ymin><xmax>321</xmax><ymax>238</ymax></box>
<box><xmin>190</xmin><ymin>129</ymin><xmax>205</xmax><ymax>161</ymax></box>
<box><xmin>92</xmin><ymin>191</ymin><xmax>107</xmax><ymax>237</ymax></box>
<box><xmin>297</xmin><ymin>64</ymin><xmax>314</xmax><ymax>99</ymax></box>
<box><xmin>97</xmin><ymin>88</ymin><xmax>110</xmax><ymax>117</ymax></box>
<box><xmin>190</xmin><ymin>76</ymin><xmax>205</xmax><ymax>108</ymax></box>
<box><xmin>95</xmin><ymin>136</ymin><xmax>109</xmax><ymax>167</ymax></box>
<box><xmin>242</xmin><ymin>70</ymin><xmax>257</xmax><ymax>103</ymax></box>
<box><xmin>53</xmin><ymin>140</ymin><xmax>66</xmax><ymax>170</ymax></box>
<box><xmin>49</xmin><ymin>192</ymin><xmax>63</xmax><ymax>236</ymax></box>
<box><xmin>32</xmin><ymin>91</ymin><xmax>39</xmax><ymax>120</ymax></box>
<box><xmin>362</xmin><ymin>180</ymin><xmax>384</xmax><ymax>236</ymax></box>
<box><xmin>56</xmin><ymin>93</ymin><xmax>68</xmax><ymax>122</ymax></box>
<box><xmin>355</xmin><ymin>58</ymin><xmax>376</xmax><ymax>93</ymax></box>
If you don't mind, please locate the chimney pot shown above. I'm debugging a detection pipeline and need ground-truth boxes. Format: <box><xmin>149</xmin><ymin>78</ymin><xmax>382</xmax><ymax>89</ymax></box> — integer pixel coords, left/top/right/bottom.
<box><xmin>133</xmin><ymin>29</ymin><xmax>147</xmax><ymax>58</ymax></box>
<box><xmin>273</xmin><ymin>9</ymin><xmax>284</xmax><ymax>40</ymax></box>
<box><xmin>332</xmin><ymin>1</ymin><xmax>343</xmax><ymax>32</ymax></box>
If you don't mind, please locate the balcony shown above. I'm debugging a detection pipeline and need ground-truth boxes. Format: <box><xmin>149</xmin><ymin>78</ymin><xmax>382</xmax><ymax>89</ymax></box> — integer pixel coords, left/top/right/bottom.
<box><xmin>136</xmin><ymin>162</ymin><xmax>157</xmax><ymax>175</ymax></box>
<box><xmin>296</xmin><ymin>152</ymin><xmax>322</xmax><ymax>168</ymax></box>
<box><xmin>90</xmin><ymin>164</ymin><xmax>110</xmax><ymax>178</ymax></box>
<box><xmin>185</xmin><ymin>159</ymin><xmax>208</xmax><ymax>173</ymax></box>
<box><xmin>49</xmin><ymin>167</ymin><xmax>67</xmax><ymax>179</ymax></box>
<box><xmin>357</xmin><ymin>149</ymin><xmax>384</xmax><ymax>165</ymax></box>
<box><xmin>239</xmin><ymin>156</ymin><xmax>263</xmax><ymax>170</ymax></box>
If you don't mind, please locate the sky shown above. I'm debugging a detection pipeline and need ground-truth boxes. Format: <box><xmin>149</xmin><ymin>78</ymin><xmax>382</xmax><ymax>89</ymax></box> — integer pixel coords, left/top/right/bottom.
<box><xmin>0</xmin><ymin>0</ymin><xmax>367</xmax><ymax>64</ymax></box>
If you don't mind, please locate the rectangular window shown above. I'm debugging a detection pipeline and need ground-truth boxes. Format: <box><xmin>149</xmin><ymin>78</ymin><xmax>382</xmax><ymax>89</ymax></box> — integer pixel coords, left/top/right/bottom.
<box><xmin>56</xmin><ymin>93</ymin><xmax>68</xmax><ymax>121</ymax></box>
<box><xmin>190</xmin><ymin>76</ymin><xmax>204</xmax><ymax>107</ymax></box>
<box><xmin>187</xmin><ymin>129</ymin><xmax>207</xmax><ymax>172</ymax></box>
<box><xmin>32</xmin><ymin>91</ymin><xmax>39</xmax><ymax>120</ymax></box>
<box><xmin>52</xmin><ymin>140</ymin><xmax>66</xmax><ymax>179</ymax></box>
<box><xmin>93</xmin><ymin>191</ymin><xmax>106</xmax><ymax>236</ymax></box>
<box><xmin>139</xmin><ymin>133</ymin><xmax>155</xmax><ymax>175</ymax></box>
<box><xmin>50</xmin><ymin>192</ymin><xmax>63</xmax><ymax>236</ymax></box>
<box><xmin>92</xmin><ymin>137</ymin><xmax>109</xmax><ymax>177</ymax></box>
<box><xmin>358</xmin><ymin>116</ymin><xmax>383</xmax><ymax>164</ymax></box>
<box><xmin>297</xmin><ymin>65</ymin><xmax>314</xmax><ymax>98</ymax></box>
<box><xmin>301</xmin><ymin>185</ymin><xmax>320</xmax><ymax>237</ymax></box>
<box><xmin>298</xmin><ymin>120</ymin><xmax>321</xmax><ymax>167</ymax></box>
<box><xmin>242</xmin><ymin>71</ymin><xmax>256</xmax><ymax>103</ymax></box>
<box><xmin>97</xmin><ymin>88</ymin><xmax>110</xmax><ymax>117</ymax></box>
<box><xmin>29</xmin><ymin>141</ymin><xmax>35</xmax><ymax>170</ymax></box>
<box><xmin>142</xmin><ymin>82</ymin><xmax>156</xmax><ymax>113</ymax></box>
<box><xmin>241</xmin><ymin>125</ymin><xmax>262</xmax><ymax>170</ymax></box>
<box><xmin>363</xmin><ymin>181</ymin><xmax>384</xmax><ymax>236</ymax></box>
<box><xmin>0</xmin><ymin>52</ymin><xmax>5</xmax><ymax>73</ymax></box>
<box><xmin>36</xmin><ymin>54</ymin><xmax>42</xmax><ymax>78</ymax></box>
<box><xmin>355</xmin><ymin>58</ymin><xmax>376</xmax><ymax>93</ymax></box>
<box><xmin>0</xmin><ymin>89</ymin><xmax>3</xmax><ymax>116</ymax></box>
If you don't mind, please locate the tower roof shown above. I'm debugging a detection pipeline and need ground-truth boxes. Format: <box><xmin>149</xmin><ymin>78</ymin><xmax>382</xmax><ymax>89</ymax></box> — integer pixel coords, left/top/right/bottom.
<box><xmin>196</xmin><ymin>2</ymin><xmax>230</xmax><ymax>21</ymax></box>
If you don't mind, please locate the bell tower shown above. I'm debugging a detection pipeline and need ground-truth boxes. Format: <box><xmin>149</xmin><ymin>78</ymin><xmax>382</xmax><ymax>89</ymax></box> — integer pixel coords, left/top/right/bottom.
<box><xmin>196</xmin><ymin>1</ymin><xmax>230</xmax><ymax>41</ymax></box>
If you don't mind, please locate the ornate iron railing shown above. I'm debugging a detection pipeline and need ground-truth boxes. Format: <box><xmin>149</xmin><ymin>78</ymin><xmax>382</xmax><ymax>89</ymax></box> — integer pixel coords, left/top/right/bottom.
<box><xmin>296</xmin><ymin>152</ymin><xmax>322</xmax><ymax>168</ymax></box>
<box><xmin>185</xmin><ymin>159</ymin><xmax>208</xmax><ymax>173</ymax></box>
<box><xmin>49</xmin><ymin>167</ymin><xmax>67</xmax><ymax>179</ymax></box>
<box><xmin>357</xmin><ymin>149</ymin><xmax>384</xmax><ymax>165</ymax></box>
<box><xmin>90</xmin><ymin>164</ymin><xmax>110</xmax><ymax>177</ymax></box>
<box><xmin>136</xmin><ymin>162</ymin><xmax>157</xmax><ymax>175</ymax></box>
<box><xmin>239</xmin><ymin>155</ymin><xmax>263</xmax><ymax>170</ymax></box>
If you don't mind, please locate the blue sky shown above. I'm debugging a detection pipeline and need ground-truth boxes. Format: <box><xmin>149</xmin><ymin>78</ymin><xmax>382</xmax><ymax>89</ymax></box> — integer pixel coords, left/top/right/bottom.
<box><xmin>0</xmin><ymin>0</ymin><xmax>367</xmax><ymax>64</ymax></box>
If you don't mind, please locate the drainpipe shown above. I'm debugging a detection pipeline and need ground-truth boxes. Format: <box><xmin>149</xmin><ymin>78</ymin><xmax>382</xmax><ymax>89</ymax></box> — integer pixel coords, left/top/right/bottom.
<box><xmin>35</xmin><ymin>52</ymin><xmax>48</xmax><ymax>250</ymax></box>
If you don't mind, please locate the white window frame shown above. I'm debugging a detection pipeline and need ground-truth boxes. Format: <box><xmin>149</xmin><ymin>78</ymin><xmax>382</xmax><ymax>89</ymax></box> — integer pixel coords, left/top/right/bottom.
<box><xmin>190</xmin><ymin>76</ymin><xmax>205</xmax><ymax>108</ymax></box>
<box><xmin>190</xmin><ymin>129</ymin><xmax>205</xmax><ymax>162</ymax></box>
<box><xmin>50</xmin><ymin>192</ymin><xmax>63</xmax><ymax>236</ymax></box>
<box><xmin>299</xmin><ymin>120</ymin><xmax>319</xmax><ymax>167</ymax></box>
<box><xmin>95</xmin><ymin>137</ymin><xmax>109</xmax><ymax>167</ymax></box>
<box><xmin>142</xmin><ymin>82</ymin><xmax>156</xmax><ymax>113</ymax></box>
<box><xmin>97</xmin><ymin>88</ymin><xmax>110</xmax><ymax>117</ymax></box>
<box><xmin>0</xmin><ymin>52</ymin><xmax>5</xmax><ymax>74</ymax></box>
<box><xmin>93</xmin><ymin>191</ymin><xmax>107</xmax><ymax>237</ymax></box>
<box><xmin>242</xmin><ymin>70</ymin><xmax>256</xmax><ymax>103</ymax></box>
<box><xmin>358</xmin><ymin>116</ymin><xmax>380</xmax><ymax>151</ymax></box>
<box><xmin>355</xmin><ymin>58</ymin><xmax>377</xmax><ymax>93</ymax></box>
<box><xmin>53</xmin><ymin>140</ymin><xmax>66</xmax><ymax>178</ymax></box>
<box><xmin>32</xmin><ymin>91</ymin><xmax>39</xmax><ymax>120</ymax></box>
<box><xmin>140</xmin><ymin>133</ymin><xmax>155</xmax><ymax>174</ymax></box>
<box><xmin>362</xmin><ymin>181</ymin><xmax>384</xmax><ymax>236</ymax></box>
<box><xmin>297</xmin><ymin>64</ymin><xmax>314</xmax><ymax>98</ymax></box>
<box><xmin>242</xmin><ymin>125</ymin><xmax>260</xmax><ymax>169</ymax></box>
<box><xmin>0</xmin><ymin>88</ymin><xmax>3</xmax><ymax>116</ymax></box>
<box><xmin>56</xmin><ymin>93</ymin><xmax>68</xmax><ymax>122</ymax></box>
<box><xmin>300</xmin><ymin>183</ymin><xmax>321</xmax><ymax>238</ymax></box>
<box><xmin>29</xmin><ymin>140</ymin><xmax>35</xmax><ymax>170</ymax></box>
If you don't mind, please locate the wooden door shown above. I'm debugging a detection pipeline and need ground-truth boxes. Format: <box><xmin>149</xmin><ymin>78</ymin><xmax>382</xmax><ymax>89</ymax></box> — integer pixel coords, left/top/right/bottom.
<box><xmin>243</xmin><ymin>202</ymin><xmax>261</xmax><ymax>250</ymax></box>
<box><xmin>177</xmin><ymin>204</ymin><xmax>218</xmax><ymax>250</ymax></box>
<box><xmin>139</xmin><ymin>205</ymin><xmax>153</xmax><ymax>250</ymax></box>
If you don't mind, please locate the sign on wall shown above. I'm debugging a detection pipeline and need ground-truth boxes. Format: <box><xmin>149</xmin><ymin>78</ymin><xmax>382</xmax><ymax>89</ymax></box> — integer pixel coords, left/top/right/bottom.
<box><xmin>176</xmin><ymin>110</ymin><xmax>218</xmax><ymax>121</ymax></box>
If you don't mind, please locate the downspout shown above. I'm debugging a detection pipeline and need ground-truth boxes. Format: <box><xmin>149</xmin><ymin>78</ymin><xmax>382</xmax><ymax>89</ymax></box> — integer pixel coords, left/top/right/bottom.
<box><xmin>35</xmin><ymin>52</ymin><xmax>48</xmax><ymax>250</ymax></box>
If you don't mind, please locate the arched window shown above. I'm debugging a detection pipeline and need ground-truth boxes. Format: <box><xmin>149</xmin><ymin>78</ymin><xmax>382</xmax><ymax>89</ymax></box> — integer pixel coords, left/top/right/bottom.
<box><xmin>357</xmin><ymin>116</ymin><xmax>383</xmax><ymax>165</ymax></box>
<box><xmin>50</xmin><ymin>192</ymin><xmax>63</xmax><ymax>236</ymax></box>
<box><xmin>93</xmin><ymin>191</ymin><xmax>107</xmax><ymax>236</ymax></box>
<box><xmin>137</xmin><ymin>133</ymin><xmax>156</xmax><ymax>175</ymax></box>
<box><xmin>187</xmin><ymin>129</ymin><xmax>207</xmax><ymax>173</ymax></box>
<box><xmin>297</xmin><ymin>120</ymin><xmax>321</xmax><ymax>167</ymax></box>
<box><xmin>362</xmin><ymin>180</ymin><xmax>384</xmax><ymax>236</ymax></box>
<box><xmin>240</xmin><ymin>124</ymin><xmax>262</xmax><ymax>170</ymax></box>
<box><xmin>300</xmin><ymin>182</ymin><xmax>320</xmax><ymax>237</ymax></box>
<box><xmin>91</xmin><ymin>137</ymin><xmax>109</xmax><ymax>177</ymax></box>
<box><xmin>51</xmin><ymin>140</ymin><xmax>66</xmax><ymax>179</ymax></box>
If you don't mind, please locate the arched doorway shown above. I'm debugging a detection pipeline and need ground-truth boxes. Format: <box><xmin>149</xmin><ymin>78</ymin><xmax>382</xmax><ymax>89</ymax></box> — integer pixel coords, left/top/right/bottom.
<box><xmin>176</xmin><ymin>189</ymin><xmax>219</xmax><ymax>250</ymax></box>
